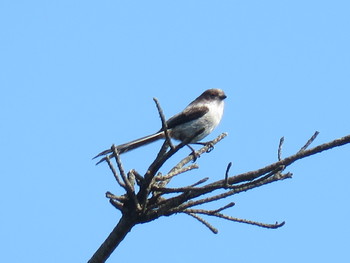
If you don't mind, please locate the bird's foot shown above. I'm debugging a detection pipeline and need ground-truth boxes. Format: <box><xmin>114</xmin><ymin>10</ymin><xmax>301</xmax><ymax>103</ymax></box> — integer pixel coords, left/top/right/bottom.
<box><xmin>205</xmin><ymin>142</ymin><xmax>214</xmax><ymax>153</ymax></box>
<box><xmin>194</xmin><ymin>141</ymin><xmax>215</xmax><ymax>153</ymax></box>
<box><xmin>186</xmin><ymin>144</ymin><xmax>200</xmax><ymax>162</ymax></box>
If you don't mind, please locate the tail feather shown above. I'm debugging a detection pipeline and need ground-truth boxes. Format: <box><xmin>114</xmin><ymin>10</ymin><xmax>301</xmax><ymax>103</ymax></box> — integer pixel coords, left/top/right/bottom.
<box><xmin>93</xmin><ymin>132</ymin><xmax>165</xmax><ymax>164</ymax></box>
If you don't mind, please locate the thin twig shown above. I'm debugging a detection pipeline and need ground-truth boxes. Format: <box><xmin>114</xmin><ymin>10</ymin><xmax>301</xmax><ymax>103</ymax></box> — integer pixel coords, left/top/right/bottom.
<box><xmin>229</xmin><ymin>172</ymin><xmax>292</xmax><ymax>192</ymax></box>
<box><xmin>153</xmin><ymin>133</ymin><xmax>227</xmax><ymax>192</ymax></box>
<box><xmin>225</xmin><ymin>162</ymin><xmax>232</xmax><ymax>188</ymax></box>
<box><xmin>90</xmin><ymin>132</ymin><xmax>350</xmax><ymax>262</ymax></box>
<box><xmin>127</xmin><ymin>171</ymin><xmax>135</xmax><ymax>191</ymax></box>
<box><xmin>152</xmin><ymin>184</ymin><xmax>197</xmax><ymax>193</ymax></box>
<box><xmin>225</xmin><ymin>133</ymin><xmax>350</xmax><ymax>185</ymax></box>
<box><xmin>152</xmin><ymin>177</ymin><xmax>209</xmax><ymax>193</ymax></box>
<box><xmin>148</xmin><ymin>134</ymin><xmax>227</xmax><ymax>203</ymax></box>
<box><xmin>153</xmin><ymin>97</ymin><xmax>174</xmax><ymax>150</ymax></box>
<box><xmin>228</xmin><ymin>165</ymin><xmax>287</xmax><ymax>189</ymax></box>
<box><xmin>111</xmin><ymin>145</ymin><xmax>140</xmax><ymax>210</ymax></box>
<box><xmin>185</xmin><ymin>212</ymin><xmax>218</xmax><ymax>234</ymax></box>
<box><xmin>278</xmin><ymin>137</ymin><xmax>284</xmax><ymax>161</ymax></box>
<box><xmin>211</xmin><ymin>202</ymin><xmax>235</xmax><ymax>213</ymax></box>
<box><xmin>138</xmin><ymin>128</ymin><xmax>209</xmax><ymax>207</ymax></box>
<box><xmin>155</xmin><ymin>164</ymin><xmax>199</xmax><ymax>181</ymax></box>
<box><xmin>105</xmin><ymin>155</ymin><xmax>126</xmax><ymax>189</ymax></box>
<box><xmin>167</xmin><ymin>133</ymin><xmax>228</xmax><ymax>175</ymax></box>
<box><xmin>160</xmin><ymin>172</ymin><xmax>292</xmax><ymax>214</ymax></box>
<box><xmin>129</xmin><ymin>169</ymin><xmax>144</xmax><ymax>186</ymax></box>
<box><xmin>106</xmin><ymin>191</ymin><xmax>127</xmax><ymax>202</ymax></box>
<box><xmin>202</xmin><ymin>211</ymin><xmax>285</xmax><ymax>229</ymax></box>
<box><xmin>185</xmin><ymin>202</ymin><xmax>235</xmax><ymax>215</ymax></box>
<box><xmin>190</xmin><ymin>177</ymin><xmax>209</xmax><ymax>187</ymax></box>
<box><xmin>299</xmin><ymin>131</ymin><xmax>320</xmax><ymax>152</ymax></box>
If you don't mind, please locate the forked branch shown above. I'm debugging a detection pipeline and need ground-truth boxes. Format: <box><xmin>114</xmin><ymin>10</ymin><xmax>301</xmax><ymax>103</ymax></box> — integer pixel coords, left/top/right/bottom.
<box><xmin>89</xmin><ymin>99</ymin><xmax>350</xmax><ymax>263</ymax></box>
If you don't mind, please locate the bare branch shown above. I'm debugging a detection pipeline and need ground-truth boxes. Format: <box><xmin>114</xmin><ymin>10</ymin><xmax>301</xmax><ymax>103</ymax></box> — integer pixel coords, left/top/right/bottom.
<box><xmin>226</xmin><ymin>133</ymin><xmax>350</xmax><ymax>185</ymax></box>
<box><xmin>111</xmin><ymin>145</ymin><xmax>140</xmax><ymax>210</ymax></box>
<box><xmin>168</xmin><ymin>133</ymin><xmax>228</xmax><ymax>174</ymax></box>
<box><xmin>190</xmin><ymin>177</ymin><xmax>209</xmax><ymax>187</ymax></box>
<box><xmin>185</xmin><ymin>202</ymin><xmax>235</xmax><ymax>215</ymax></box>
<box><xmin>211</xmin><ymin>202</ymin><xmax>236</xmax><ymax>213</ymax></box>
<box><xmin>155</xmin><ymin>164</ymin><xmax>199</xmax><ymax>182</ymax></box>
<box><xmin>105</xmin><ymin>191</ymin><xmax>127</xmax><ymax>202</ymax></box>
<box><xmin>88</xmin><ymin>216</ymin><xmax>136</xmax><ymax>263</ymax></box>
<box><xmin>111</xmin><ymin>146</ymin><xmax>129</xmax><ymax>188</ymax></box>
<box><xmin>224</xmin><ymin>162</ymin><xmax>232</xmax><ymax>188</ymax></box>
<box><xmin>204</xmin><ymin>212</ymin><xmax>285</xmax><ymax>229</ymax></box>
<box><xmin>298</xmin><ymin>131</ymin><xmax>320</xmax><ymax>152</ymax></box>
<box><xmin>129</xmin><ymin>169</ymin><xmax>144</xmax><ymax>186</ymax></box>
<box><xmin>138</xmin><ymin>128</ymin><xmax>211</xmax><ymax>205</ymax></box>
<box><xmin>127</xmin><ymin>171</ymin><xmax>135</xmax><ymax>191</ymax></box>
<box><xmin>90</xmin><ymin>132</ymin><xmax>350</xmax><ymax>262</ymax></box>
<box><xmin>159</xmin><ymin>171</ymin><xmax>292</xmax><ymax>214</ymax></box>
<box><xmin>109</xmin><ymin>199</ymin><xmax>124</xmax><ymax>212</ymax></box>
<box><xmin>153</xmin><ymin>97</ymin><xmax>174</xmax><ymax>150</ymax></box>
<box><xmin>105</xmin><ymin>155</ymin><xmax>125</xmax><ymax>189</ymax></box>
<box><xmin>185</xmin><ymin>212</ymin><xmax>218</xmax><ymax>234</ymax></box>
<box><xmin>184</xmin><ymin>207</ymin><xmax>284</xmax><ymax>229</ymax></box>
<box><xmin>278</xmin><ymin>136</ymin><xmax>284</xmax><ymax>161</ymax></box>
<box><xmin>152</xmin><ymin>177</ymin><xmax>210</xmax><ymax>193</ymax></box>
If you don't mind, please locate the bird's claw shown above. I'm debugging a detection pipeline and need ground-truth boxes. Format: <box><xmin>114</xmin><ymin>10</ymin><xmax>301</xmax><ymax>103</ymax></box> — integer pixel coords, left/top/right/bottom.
<box><xmin>206</xmin><ymin>142</ymin><xmax>214</xmax><ymax>153</ymax></box>
<box><xmin>190</xmin><ymin>150</ymin><xmax>200</xmax><ymax>162</ymax></box>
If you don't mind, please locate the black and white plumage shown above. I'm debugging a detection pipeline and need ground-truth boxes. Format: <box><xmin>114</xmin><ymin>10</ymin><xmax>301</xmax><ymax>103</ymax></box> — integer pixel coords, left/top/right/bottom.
<box><xmin>93</xmin><ymin>89</ymin><xmax>226</xmax><ymax>164</ymax></box>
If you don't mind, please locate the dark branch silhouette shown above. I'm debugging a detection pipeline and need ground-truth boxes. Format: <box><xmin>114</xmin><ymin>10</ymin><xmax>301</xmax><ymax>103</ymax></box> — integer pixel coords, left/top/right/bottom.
<box><xmin>88</xmin><ymin>99</ymin><xmax>350</xmax><ymax>263</ymax></box>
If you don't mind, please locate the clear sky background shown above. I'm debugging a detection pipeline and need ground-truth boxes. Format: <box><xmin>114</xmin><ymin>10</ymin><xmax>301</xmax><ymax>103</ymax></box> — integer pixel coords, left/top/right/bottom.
<box><xmin>1</xmin><ymin>1</ymin><xmax>350</xmax><ymax>262</ymax></box>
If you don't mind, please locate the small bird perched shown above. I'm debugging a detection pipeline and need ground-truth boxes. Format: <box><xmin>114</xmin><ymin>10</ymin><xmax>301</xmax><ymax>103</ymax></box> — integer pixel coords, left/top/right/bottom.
<box><xmin>93</xmin><ymin>89</ymin><xmax>226</xmax><ymax>164</ymax></box>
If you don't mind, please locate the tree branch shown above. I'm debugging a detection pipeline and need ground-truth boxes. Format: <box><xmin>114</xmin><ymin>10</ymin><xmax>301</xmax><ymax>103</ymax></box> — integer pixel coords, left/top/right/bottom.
<box><xmin>88</xmin><ymin>216</ymin><xmax>136</xmax><ymax>263</ymax></box>
<box><xmin>90</xmin><ymin>117</ymin><xmax>350</xmax><ymax>263</ymax></box>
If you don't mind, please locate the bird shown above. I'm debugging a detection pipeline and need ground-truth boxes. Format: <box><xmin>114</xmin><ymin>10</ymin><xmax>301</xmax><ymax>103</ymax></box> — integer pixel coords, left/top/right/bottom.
<box><xmin>93</xmin><ymin>89</ymin><xmax>226</xmax><ymax>164</ymax></box>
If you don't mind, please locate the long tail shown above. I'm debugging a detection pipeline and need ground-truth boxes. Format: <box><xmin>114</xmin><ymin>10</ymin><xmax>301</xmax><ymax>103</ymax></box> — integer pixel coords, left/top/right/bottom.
<box><xmin>93</xmin><ymin>131</ymin><xmax>165</xmax><ymax>165</ymax></box>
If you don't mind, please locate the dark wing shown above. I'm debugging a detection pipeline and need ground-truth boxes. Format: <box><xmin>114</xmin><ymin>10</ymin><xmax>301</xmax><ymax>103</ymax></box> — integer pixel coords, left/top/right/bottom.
<box><xmin>165</xmin><ymin>105</ymin><xmax>209</xmax><ymax>129</ymax></box>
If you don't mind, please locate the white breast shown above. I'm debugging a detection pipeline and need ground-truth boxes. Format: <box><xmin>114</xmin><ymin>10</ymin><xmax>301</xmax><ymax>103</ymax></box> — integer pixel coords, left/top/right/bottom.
<box><xmin>171</xmin><ymin>99</ymin><xmax>225</xmax><ymax>142</ymax></box>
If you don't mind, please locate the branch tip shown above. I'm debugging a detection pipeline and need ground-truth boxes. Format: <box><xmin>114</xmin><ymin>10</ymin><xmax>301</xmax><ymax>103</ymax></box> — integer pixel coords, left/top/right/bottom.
<box><xmin>278</xmin><ymin>136</ymin><xmax>284</xmax><ymax>161</ymax></box>
<box><xmin>153</xmin><ymin>97</ymin><xmax>174</xmax><ymax>150</ymax></box>
<box><xmin>299</xmin><ymin>131</ymin><xmax>320</xmax><ymax>152</ymax></box>
<box><xmin>91</xmin><ymin>129</ymin><xmax>350</xmax><ymax>262</ymax></box>
<box><xmin>187</xmin><ymin>212</ymin><xmax>218</xmax><ymax>234</ymax></box>
<box><xmin>225</xmin><ymin>162</ymin><xmax>232</xmax><ymax>187</ymax></box>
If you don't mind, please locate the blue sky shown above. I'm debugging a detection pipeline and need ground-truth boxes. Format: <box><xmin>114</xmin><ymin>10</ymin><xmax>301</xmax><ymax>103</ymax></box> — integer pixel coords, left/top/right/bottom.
<box><xmin>1</xmin><ymin>1</ymin><xmax>350</xmax><ymax>262</ymax></box>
